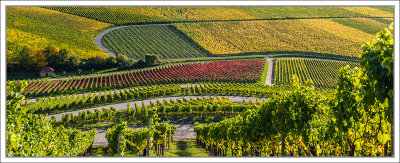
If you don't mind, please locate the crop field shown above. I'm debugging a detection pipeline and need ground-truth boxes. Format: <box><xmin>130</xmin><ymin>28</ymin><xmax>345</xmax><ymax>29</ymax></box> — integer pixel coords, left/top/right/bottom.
<box><xmin>274</xmin><ymin>58</ymin><xmax>360</xmax><ymax>89</ymax></box>
<box><xmin>44</xmin><ymin>6</ymin><xmax>393</xmax><ymax>25</ymax></box>
<box><xmin>6</xmin><ymin>7</ymin><xmax>111</xmax><ymax>59</ymax></box>
<box><xmin>20</xmin><ymin>59</ymin><xmax>265</xmax><ymax>97</ymax></box>
<box><xmin>101</xmin><ymin>25</ymin><xmax>208</xmax><ymax>59</ymax></box>
<box><xmin>174</xmin><ymin>19</ymin><xmax>376</xmax><ymax>57</ymax></box>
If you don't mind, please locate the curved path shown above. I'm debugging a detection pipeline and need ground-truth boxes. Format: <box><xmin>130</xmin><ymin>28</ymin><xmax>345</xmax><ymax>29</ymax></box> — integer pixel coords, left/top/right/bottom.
<box><xmin>48</xmin><ymin>95</ymin><xmax>268</xmax><ymax>121</ymax></box>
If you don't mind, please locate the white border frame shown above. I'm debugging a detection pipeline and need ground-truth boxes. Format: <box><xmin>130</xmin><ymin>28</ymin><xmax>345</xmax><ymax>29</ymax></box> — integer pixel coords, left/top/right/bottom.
<box><xmin>1</xmin><ymin>1</ymin><xmax>399</xmax><ymax>162</ymax></box>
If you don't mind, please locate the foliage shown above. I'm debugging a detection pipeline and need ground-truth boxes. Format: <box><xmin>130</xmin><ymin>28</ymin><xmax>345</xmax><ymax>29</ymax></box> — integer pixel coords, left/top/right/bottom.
<box><xmin>6</xmin><ymin>7</ymin><xmax>111</xmax><ymax>59</ymax></box>
<box><xmin>174</xmin><ymin>19</ymin><xmax>377</xmax><ymax>57</ymax></box>
<box><xmin>360</xmin><ymin>23</ymin><xmax>393</xmax><ymax>122</ymax></box>
<box><xmin>6</xmin><ymin>81</ymin><xmax>97</xmax><ymax>156</ymax></box>
<box><xmin>106</xmin><ymin>122</ymin><xmax>128</xmax><ymax>156</ymax></box>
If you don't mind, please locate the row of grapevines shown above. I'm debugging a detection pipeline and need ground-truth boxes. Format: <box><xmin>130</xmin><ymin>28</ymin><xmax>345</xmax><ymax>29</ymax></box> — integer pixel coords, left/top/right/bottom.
<box><xmin>102</xmin><ymin>25</ymin><xmax>208</xmax><ymax>59</ymax></box>
<box><xmin>59</xmin><ymin>107</ymin><xmax>117</xmax><ymax>125</ymax></box>
<box><xmin>274</xmin><ymin>58</ymin><xmax>359</xmax><ymax>89</ymax></box>
<box><xmin>19</xmin><ymin>59</ymin><xmax>265</xmax><ymax>97</ymax></box>
<box><xmin>26</xmin><ymin>84</ymin><xmax>181</xmax><ymax>114</ymax></box>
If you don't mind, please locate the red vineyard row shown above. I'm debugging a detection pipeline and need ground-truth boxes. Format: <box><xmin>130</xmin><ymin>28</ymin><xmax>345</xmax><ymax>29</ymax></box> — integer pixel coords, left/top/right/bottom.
<box><xmin>21</xmin><ymin>59</ymin><xmax>265</xmax><ymax>97</ymax></box>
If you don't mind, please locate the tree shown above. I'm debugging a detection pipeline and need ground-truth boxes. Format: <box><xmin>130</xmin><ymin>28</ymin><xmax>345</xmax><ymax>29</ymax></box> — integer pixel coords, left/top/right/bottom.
<box><xmin>106</xmin><ymin>56</ymin><xmax>118</xmax><ymax>68</ymax></box>
<box><xmin>116</xmin><ymin>55</ymin><xmax>133</xmax><ymax>70</ymax></box>
<box><xmin>144</xmin><ymin>54</ymin><xmax>161</xmax><ymax>67</ymax></box>
<box><xmin>34</xmin><ymin>49</ymin><xmax>48</xmax><ymax>70</ymax></box>
<box><xmin>66</xmin><ymin>54</ymin><xmax>80</xmax><ymax>71</ymax></box>
<box><xmin>17</xmin><ymin>46</ymin><xmax>36</xmax><ymax>72</ymax></box>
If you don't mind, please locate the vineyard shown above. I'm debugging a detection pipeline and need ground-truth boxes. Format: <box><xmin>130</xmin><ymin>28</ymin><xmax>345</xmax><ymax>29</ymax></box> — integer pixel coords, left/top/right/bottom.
<box><xmin>274</xmin><ymin>58</ymin><xmax>360</xmax><ymax>88</ymax></box>
<box><xmin>174</xmin><ymin>19</ymin><xmax>378</xmax><ymax>57</ymax></box>
<box><xmin>101</xmin><ymin>25</ymin><xmax>208</xmax><ymax>59</ymax></box>
<box><xmin>26</xmin><ymin>82</ymin><xmax>301</xmax><ymax>116</ymax></box>
<box><xmin>19</xmin><ymin>59</ymin><xmax>265</xmax><ymax>97</ymax></box>
<box><xmin>44</xmin><ymin>6</ymin><xmax>392</xmax><ymax>25</ymax></box>
<box><xmin>7</xmin><ymin>7</ymin><xmax>111</xmax><ymax>59</ymax></box>
<box><xmin>5</xmin><ymin>5</ymin><xmax>394</xmax><ymax>159</ymax></box>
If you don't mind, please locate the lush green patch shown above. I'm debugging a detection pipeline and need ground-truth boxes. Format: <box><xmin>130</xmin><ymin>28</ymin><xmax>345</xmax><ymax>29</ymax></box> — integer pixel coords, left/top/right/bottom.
<box><xmin>259</xmin><ymin>61</ymin><xmax>269</xmax><ymax>85</ymax></box>
<box><xmin>369</xmin><ymin>17</ymin><xmax>393</xmax><ymax>25</ymax></box>
<box><xmin>331</xmin><ymin>18</ymin><xmax>384</xmax><ymax>35</ymax></box>
<box><xmin>164</xmin><ymin>140</ymin><xmax>208</xmax><ymax>157</ymax></box>
<box><xmin>370</xmin><ymin>6</ymin><xmax>394</xmax><ymax>13</ymax></box>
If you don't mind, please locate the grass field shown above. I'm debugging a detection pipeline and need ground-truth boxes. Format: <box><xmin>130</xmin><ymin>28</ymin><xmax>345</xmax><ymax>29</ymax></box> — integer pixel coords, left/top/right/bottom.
<box><xmin>101</xmin><ymin>25</ymin><xmax>208</xmax><ymax>59</ymax></box>
<box><xmin>174</xmin><ymin>19</ymin><xmax>376</xmax><ymax>57</ymax></box>
<box><xmin>274</xmin><ymin>58</ymin><xmax>360</xmax><ymax>89</ymax></box>
<box><xmin>7</xmin><ymin>7</ymin><xmax>111</xmax><ymax>59</ymax></box>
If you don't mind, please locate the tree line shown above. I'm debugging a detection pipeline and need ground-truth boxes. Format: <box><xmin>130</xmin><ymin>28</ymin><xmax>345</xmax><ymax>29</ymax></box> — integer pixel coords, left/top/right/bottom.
<box><xmin>7</xmin><ymin>44</ymin><xmax>161</xmax><ymax>74</ymax></box>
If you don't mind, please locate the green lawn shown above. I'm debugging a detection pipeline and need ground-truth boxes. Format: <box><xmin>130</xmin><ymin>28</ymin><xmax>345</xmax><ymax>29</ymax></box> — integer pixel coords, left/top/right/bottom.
<box><xmin>88</xmin><ymin>139</ymin><xmax>208</xmax><ymax>157</ymax></box>
<box><xmin>163</xmin><ymin>139</ymin><xmax>209</xmax><ymax>157</ymax></box>
<box><xmin>259</xmin><ymin>61</ymin><xmax>269</xmax><ymax>85</ymax></box>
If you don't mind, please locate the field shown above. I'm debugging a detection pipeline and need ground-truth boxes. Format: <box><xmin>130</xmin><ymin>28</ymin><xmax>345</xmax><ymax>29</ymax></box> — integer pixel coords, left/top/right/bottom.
<box><xmin>101</xmin><ymin>25</ymin><xmax>208</xmax><ymax>59</ymax></box>
<box><xmin>7</xmin><ymin>7</ymin><xmax>111</xmax><ymax>59</ymax></box>
<box><xmin>45</xmin><ymin>6</ymin><xmax>393</xmax><ymax>25</ymax></box>
<box><xmin>174</xmin><ymin>19</ymin><xmax>376</xmax><ymax>57</ymax></box>
<box><xmin>5</xmin><ymin>6</ymin><xmax>394</xmax><ymax>159</ymax></box>
<box><xmin>274</xmin><ymin>59</ymin><xmax>360</xmax><ymax>88</ymax></box>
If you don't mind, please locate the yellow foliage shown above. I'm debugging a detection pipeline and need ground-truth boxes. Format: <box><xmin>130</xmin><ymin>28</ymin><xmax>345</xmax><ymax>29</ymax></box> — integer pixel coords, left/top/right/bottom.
<box><xmin>175</xmin><ymin>19</ymin><xmax>375</xmax><ymax>57</ymax></box>
<box><xmin>342</xmin><ymin>7</ymin><xmax>393</xmax><ymax>17</ymax></box>
<box><xmin>7</xmin><ymin>28</ymin><xmax>49</xmax><ymax>47</ymax></box>
<box><xmin>7</xmin><ymin>7</ymin><xmax>111</xmax><ymax>59</ymax></box>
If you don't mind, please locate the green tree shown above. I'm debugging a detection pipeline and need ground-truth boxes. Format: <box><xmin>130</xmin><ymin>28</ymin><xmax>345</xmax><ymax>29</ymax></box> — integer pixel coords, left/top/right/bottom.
<box><xmin>144</xmin><ymin>54</ymin><xmax>161</xmax><ymax>67</ymax></box>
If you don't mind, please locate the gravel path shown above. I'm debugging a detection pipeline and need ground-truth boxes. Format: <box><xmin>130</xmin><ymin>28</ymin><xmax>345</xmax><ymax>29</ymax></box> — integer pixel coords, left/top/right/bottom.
<box><xmin>48</xmin><ymin>95</ymin><xmax>268</xmax><ymax>121</ymax></box>
<box><xmin>92</xmin><ymin>124</ymin><xmax>195</xmax><ymax>147</ymax></box>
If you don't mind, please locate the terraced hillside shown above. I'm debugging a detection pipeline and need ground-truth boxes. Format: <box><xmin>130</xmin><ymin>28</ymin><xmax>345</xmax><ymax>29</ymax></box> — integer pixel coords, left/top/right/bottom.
<box><xmin>274</xmin><ymin>58</ymin><xmax>360</xmax><ymax>89</ymax></box>
<box><xmin>101</xmin><ymin>25</ymin><xmax>208</xmax><ymax>59</ymax></box>
<box><xmin>6</xmin><ymin>7</ymin><xmax>111</xmax><ymax>59</ymax></box>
